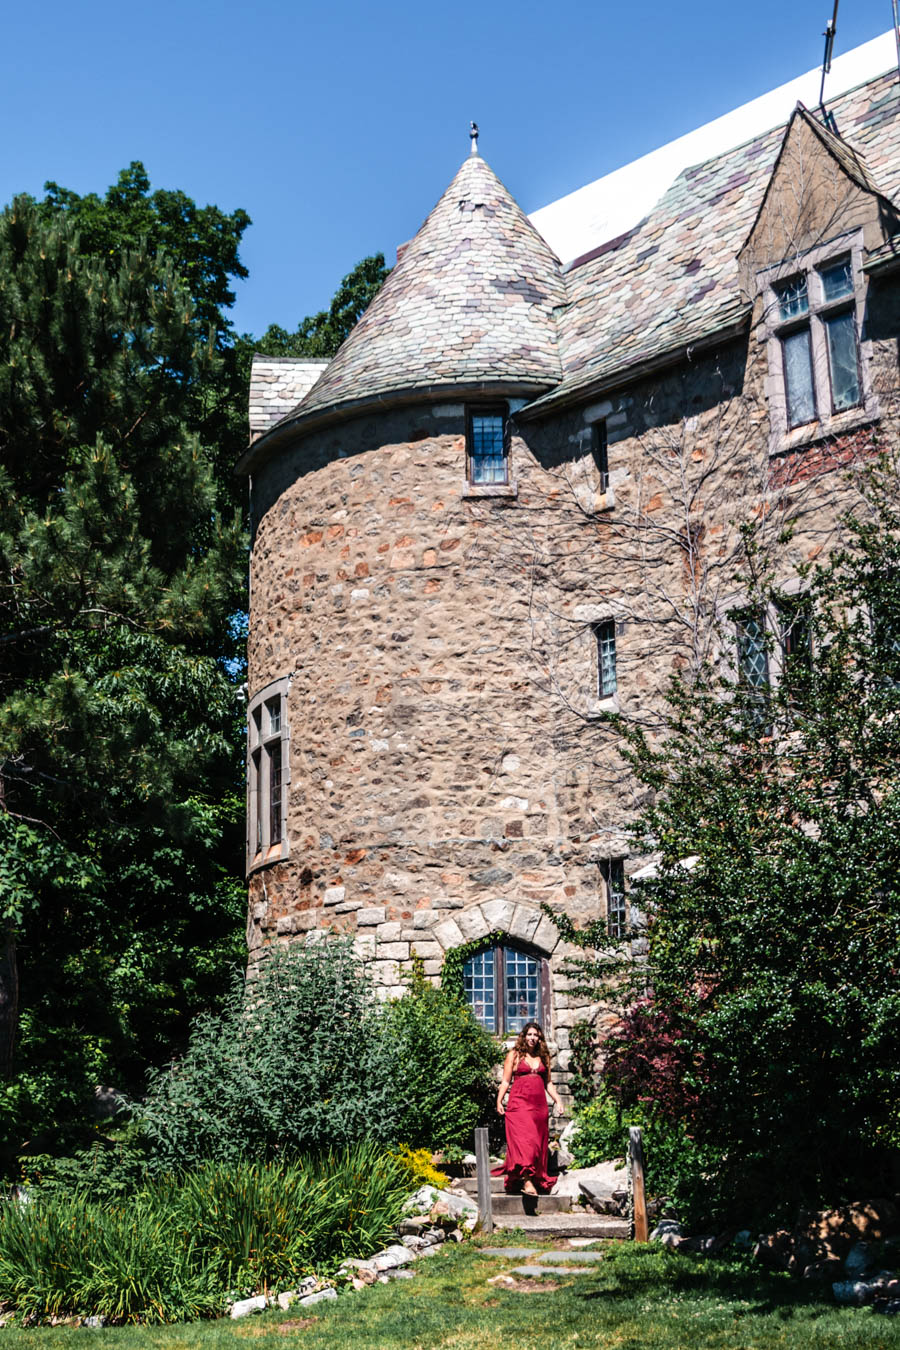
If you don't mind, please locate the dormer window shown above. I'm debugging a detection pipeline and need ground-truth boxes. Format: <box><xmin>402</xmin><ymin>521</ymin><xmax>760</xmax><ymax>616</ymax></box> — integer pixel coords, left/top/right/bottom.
<box><xmin>763</xmin><ymin>239</ymin><xmax>871</xmax><ymax>450</ymax></box>
<box><xmin>467</xmin><ymin>406</ymin><xmax>508</xmax><ymax>484</ymax></box>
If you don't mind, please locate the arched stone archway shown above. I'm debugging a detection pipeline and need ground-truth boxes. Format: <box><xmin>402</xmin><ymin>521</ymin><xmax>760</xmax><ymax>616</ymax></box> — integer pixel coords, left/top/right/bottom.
<box><xmin>432</xmin><ymin>899</ymin><xmax>560</xmax><ymax>957</ymax></box>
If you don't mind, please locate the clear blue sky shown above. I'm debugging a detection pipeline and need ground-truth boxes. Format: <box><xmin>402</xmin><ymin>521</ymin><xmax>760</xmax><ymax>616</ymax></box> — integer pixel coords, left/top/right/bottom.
<box><xmin>2</xmin><ymin>0</ymin><xmax>895</xmax><ymax>336</ymax></box>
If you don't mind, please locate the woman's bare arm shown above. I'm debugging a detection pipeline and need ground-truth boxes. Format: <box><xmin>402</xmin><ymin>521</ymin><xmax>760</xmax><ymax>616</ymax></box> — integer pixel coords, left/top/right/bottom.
<box><xmin>496</xmin><ymin>1050</ymin><xmax>517</xmax><ymax>1115</ymax></box>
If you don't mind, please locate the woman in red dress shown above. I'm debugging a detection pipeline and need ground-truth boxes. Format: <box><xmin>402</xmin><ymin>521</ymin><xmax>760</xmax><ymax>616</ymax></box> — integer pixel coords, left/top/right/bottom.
<box><xmin>494</xmin><ymin>1022</ymin><xmax>563</xmax><ymax>1195</ymax></box>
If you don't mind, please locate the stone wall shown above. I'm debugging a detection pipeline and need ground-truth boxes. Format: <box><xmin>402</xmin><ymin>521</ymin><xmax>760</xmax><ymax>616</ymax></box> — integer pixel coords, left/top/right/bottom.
<box><xmin>245</xmin><ymin>271</ymin><xmax>900</xmax><ymax>1090</ymax></box>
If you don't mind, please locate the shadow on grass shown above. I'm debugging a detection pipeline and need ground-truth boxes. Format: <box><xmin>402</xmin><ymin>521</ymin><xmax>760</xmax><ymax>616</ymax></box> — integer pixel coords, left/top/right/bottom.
<box><xmin>579</xmin><ymin>1245</ymin><xmax>838</xmax><ymax>1319</ymax></box>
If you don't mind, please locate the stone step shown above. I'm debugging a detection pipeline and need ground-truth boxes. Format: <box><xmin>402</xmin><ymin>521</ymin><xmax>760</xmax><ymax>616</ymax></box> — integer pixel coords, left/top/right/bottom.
<box><xmin>491</xmin><ymin>1213</ymin><xmax>630</xmax><ymax>1239</ymax></box>
<box><xmin>458</xmin><ymin>1177</ymin><xmax>515</xmax><ymax>1196</ymax></box>
<box><xmin>488</xmin><ymin>1193</ymin><xmax>572</xmax><ymax>1216</ymax></box>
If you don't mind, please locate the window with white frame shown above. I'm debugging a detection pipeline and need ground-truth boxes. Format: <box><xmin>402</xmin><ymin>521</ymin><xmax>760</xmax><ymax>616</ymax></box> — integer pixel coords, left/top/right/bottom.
<box><xmin>247</xmin><ymin>676</ymin><xmax>290</xmax><ymax>870</ymax></box>
<box><xmin>594</xmin><ymin>619</ymin><xmax>618</xmax><ymax>698</ymax></box>
<box><xmin>762</xmin><ymin>237</ymin><xmax>874</xmax><ymax>448</ymax></box>
<box><xmin>601</xmin><ymin>857</ymin><xmax>627</xmax><ymax>939</ymax></box>
<box><xmin>461</xmin><ymin>942</ymin><xmax>548</xmax><ymax>1034</ymax></box>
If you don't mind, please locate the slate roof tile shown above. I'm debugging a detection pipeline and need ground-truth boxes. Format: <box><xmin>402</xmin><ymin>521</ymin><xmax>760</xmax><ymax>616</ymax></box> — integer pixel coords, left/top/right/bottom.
<box><xmin>254</xmin><ymin>69</ymin><xmax>900</xmax><ymax>448</ymax></box>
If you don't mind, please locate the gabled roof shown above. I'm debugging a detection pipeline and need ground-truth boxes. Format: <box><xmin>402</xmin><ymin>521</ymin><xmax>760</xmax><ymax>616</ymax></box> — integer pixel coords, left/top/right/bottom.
<box><xmin>285</xmin><ymin>153</ymin><xmax>565</xmax><ymax>427</ymax></box>
<box><xmin>521</xmin><ymin>70</ymin><xmax>900</xmax><ymax>416</ymax></box>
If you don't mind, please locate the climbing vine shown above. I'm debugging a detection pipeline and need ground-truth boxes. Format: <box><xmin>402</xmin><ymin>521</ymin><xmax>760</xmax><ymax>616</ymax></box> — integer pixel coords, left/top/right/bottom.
<box><xmin>440</xmin><ymin>930</ymin><xmax>506</xmax><ymax>1001</ymax></box>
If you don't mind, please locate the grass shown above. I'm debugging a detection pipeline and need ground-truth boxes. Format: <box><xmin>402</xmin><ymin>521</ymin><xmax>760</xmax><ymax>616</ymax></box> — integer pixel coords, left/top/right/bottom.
<box><xmin>2</xmin><ymin>1236</ymin><xmax>900</xmax><ymax>1349</ymax></box>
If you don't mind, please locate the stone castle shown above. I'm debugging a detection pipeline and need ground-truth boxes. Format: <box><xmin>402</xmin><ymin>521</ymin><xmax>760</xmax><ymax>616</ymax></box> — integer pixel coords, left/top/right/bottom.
<box><xmin>237</xmin><ymin>33</ymin><xmax>900</xmax><ymax>1091</ymax></box>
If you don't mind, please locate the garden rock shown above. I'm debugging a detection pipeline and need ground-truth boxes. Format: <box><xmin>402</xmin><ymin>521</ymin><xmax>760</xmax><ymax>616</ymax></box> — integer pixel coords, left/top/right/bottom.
<box><xmin>373</xmin><ymin>1244</ymin><xmax>415</xmax><ymax>1271</ymax></box>
<box><xmin>230</xmin><ymin>1295</ymin><xmax>268</xmax><ymax>1319</ymax></box>
<box><xmin>834</xmin><ymin>1280</ymin><xmax>880</xmax><ymax>1305</ymax></box>
<box><xmin>298</xmin><ymin>1288</ymin><xmax>337</xmax><ymax>1307</ymax></box>
<box><xmin>650</xmin><ymin>1220</ymin><xmax>686</xmax><ymax>1248</ymax></box>
<box><xmin>845</xmin><ymin>1241</ymin><xmax>875</xmax><ymax>1278</ymax></box>
<box><xmin>553</xmin><ymin>1162</ymin><xmax>625</xmax><ymax>1200</ymax></box>
<box><xmin>404</xmin><ymin>1185</ymin><xmax>441</xmax><ymax>1214</ymax></box>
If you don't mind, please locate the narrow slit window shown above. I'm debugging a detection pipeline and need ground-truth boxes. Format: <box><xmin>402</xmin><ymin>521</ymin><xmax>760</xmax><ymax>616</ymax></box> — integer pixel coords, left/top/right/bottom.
<box><xmin>595</xmin><ymin>620</ymin><xmax>618</xmax><ymax>698</ymax></box>
<box><xmin>593</xmin><ymin>421</ymin><xmax>609</xmax><ymax>493</ymax></box>
<box><xmin>247</xmin><ymin>677</ymin><xmax>290</xmax><ymax>870</ymax></box>
<box><xmin>601</xmin><ymin>858</ymin><xmax>627</xmax><ymax>939</ymax></box>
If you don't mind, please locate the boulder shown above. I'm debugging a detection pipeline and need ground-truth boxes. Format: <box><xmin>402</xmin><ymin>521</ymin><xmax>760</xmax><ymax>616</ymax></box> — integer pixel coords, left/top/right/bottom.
<box><xmin>230</xmin><ymin>1295</ymin><xmax>268</xmax><ymax>1320</ymax></box>
<box><xmin>298</xmin><ymin>1288</ymin><xmax>337</xmax><ymax>1307</ymax></box>
<box><xmin>650</xmin><ymin>1220</ymin><xmax>685</xmax><ymax>1248</ymax></box>
<box><xmin>553</xmin><ymin>1162</ymin><xmax>626</xmax><ymax>1200</ymax></box>
<box><xmin>404</xmin><ymin>1185</ymin><xmax>441</xmax><ymax>1214</ymax></box>
<box><xmin>373</xmin><ymin>1244</ymin><xmax>416</xmax><ymax>1271</ymax></box>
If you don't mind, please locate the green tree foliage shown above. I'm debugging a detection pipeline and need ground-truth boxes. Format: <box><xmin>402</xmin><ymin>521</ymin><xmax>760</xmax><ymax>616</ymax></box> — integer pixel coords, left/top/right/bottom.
<box><xmin>553</xmin><ymin>468</ymin><xmax>900</xmax><ymax>1225</ymax></box>
<box><xmin>138</xmin><ymin>941</ymin><xmax>399</xmax><ymax>1168</ymax></box>
<box><xmin>36</xmin><ymin>162</ymin><xmax>252</xmax><ymax>518</ymax></box>
<box><xmin>136</xmin><ymin>941</ymin><xmax>499</xmax><ymax>1170</ymax></box>
<box><xmin>0</xmin><ymin>197</ymin><xmax>246</xmax><ymax>1163</ymax></box>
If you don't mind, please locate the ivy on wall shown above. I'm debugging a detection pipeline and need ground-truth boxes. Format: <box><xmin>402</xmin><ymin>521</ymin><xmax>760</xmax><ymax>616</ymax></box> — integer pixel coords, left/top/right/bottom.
<box><xmin>440</xmin><ymin>930</ymin><xmax>507</xmax><ymax>1001</ymax></box>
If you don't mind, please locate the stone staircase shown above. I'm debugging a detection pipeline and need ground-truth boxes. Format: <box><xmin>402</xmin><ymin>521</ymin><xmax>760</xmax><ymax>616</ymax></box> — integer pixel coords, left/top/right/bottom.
<box><xmin>457</xmin><ymin>1174</ymin><xmax>629</xmax><ymax>1240</ymax></box>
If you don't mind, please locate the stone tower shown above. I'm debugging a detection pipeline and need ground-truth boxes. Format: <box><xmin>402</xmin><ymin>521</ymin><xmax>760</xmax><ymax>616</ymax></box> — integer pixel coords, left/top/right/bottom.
<box><xmin>237</xmin><ymin>148</ymin><xmax>626</xmax><ymax>1081</ymax></box>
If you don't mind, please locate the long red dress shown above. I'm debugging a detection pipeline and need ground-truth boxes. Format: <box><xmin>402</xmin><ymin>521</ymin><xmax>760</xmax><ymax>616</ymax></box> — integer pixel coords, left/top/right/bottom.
<box><xmin>493</xmin><ymin>1056</ymin><xmax>554</xmax><ymax>1193</ymax></box>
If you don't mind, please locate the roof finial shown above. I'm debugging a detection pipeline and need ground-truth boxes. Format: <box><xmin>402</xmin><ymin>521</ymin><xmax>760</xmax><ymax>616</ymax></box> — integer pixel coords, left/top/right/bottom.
<box><xmin>469</xmin><ymin>121</ymin><xmax>479</xmax><ymax>156</ymax></box>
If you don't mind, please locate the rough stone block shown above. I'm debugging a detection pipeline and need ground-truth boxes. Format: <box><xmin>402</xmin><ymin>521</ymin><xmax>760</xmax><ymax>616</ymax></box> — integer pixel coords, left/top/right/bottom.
<box><xmin>480</xmin><ymin>898</ymin><xmax>515</xmax><ymax>934</ymax></box>
<box><xmin>508</xmin><ymin>903</ymin><xmax>541</xmax><ymax>944</ymax></box>
<box><xmin>409</xmin><ymin>941</ymin><xmax>442</xmax><ymax>960</ymax></box>
<box><xmin>413</xmin><ymin>909</ymin><xmax>438</xmax><ymax>928</ymax></box>
<box><xmin>378</xmin><ymin>942</ymin><xmax>410</xmax><ymax>961</ymax></box>
<box><xmin>276</xmin><ymin>915</ymin><xmax>293</xmax><ymax>935</ymax></box>
<box><xmin>456</xmin><ymin>905</ymin><xmax>487</xmax><ymax>942</ymax></box>
<box><xmin>335</xmin><ymin>899</ymin><xmax>362</xmax><ymax>913</ymax></box>
<box><xmin>433</xmin><ymin>917</ymin><xmax>465</xmax><ymax>950</ymax></box>
<box><xmin>353</xmin><ymin>935</ymin><xmax>376</xmax><ymax>960</ymax></box>
<box><xmin>357</xmin><ymin>907</ymin><xmax>386</xmax><ymax>927</ymax></box>
<box><xmin>376</xmin><ymin>922</ymin><xmax>402</xmax><ymax>941</ymax></box>
<box><xmin>323</xmin><ymin>886</ymin><xmax>346</xmax><ymax>906</ymax></box>
<box><xmin>423</xmin><ymin>960</ymin><xmax>443</xmax><ymax>977</ymax></box>
<box><xmin>532</xmin><ymin>913</ymin><xmax>560</xmax><ymax>953</ymax></box>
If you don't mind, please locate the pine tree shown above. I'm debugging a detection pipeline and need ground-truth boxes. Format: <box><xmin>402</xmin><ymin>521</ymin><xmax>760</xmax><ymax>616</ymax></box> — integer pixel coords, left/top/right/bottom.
<box><xmin>0</xmin><ymin>198</ymin><xmax>245</xmax><ymax>1160</ymax></box>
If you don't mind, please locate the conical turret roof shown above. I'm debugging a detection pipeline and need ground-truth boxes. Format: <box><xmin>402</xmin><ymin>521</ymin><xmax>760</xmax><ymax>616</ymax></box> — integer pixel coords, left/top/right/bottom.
<box><xmin>291</xmin><ymin>153</ymin><xmax>565</xmax><ymax>424</ymax></box>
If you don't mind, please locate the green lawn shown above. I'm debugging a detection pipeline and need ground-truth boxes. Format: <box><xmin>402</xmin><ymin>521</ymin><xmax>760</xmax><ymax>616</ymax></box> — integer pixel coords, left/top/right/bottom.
<box><xmin>3</xmin><ymin>1237</ymin><xmax>900</xmax><ymax>1350</ymax></box>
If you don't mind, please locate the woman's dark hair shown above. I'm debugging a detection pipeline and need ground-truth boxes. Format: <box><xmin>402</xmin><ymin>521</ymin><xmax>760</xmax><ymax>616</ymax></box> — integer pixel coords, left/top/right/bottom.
<box><xmin>513</xmin><ymin>1021</ymin><xmax>551</xmax><ymax>1072</ymax></box>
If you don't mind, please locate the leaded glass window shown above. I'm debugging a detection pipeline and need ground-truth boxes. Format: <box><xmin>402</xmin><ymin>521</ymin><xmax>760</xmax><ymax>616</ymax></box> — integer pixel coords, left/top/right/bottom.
<box><xmin>775</xmin><ymin>275</ymin><xmax>809</xmax><ymax>320</ymax></box>
<box><xmin>819</xmin><ymin>257</ymin><xmax>853</xmax><ymax>302</ymax></box>
<box><xmin>461</xmin><ymin>943</ymin><xmax>545</xmax><ymax>1034</ymax></box>
<box><xmin>468</xmin><ymin>409</ymin><xmax>507</xmax><ymax>484</ymax></box>
<box><xmin>735</xmin><ymin>610</ymin><xmax>769</xmax><ymax>690</ymax></box>
<box><xmin>595</xmin><ymin>620</ymin><xmax>618</xmax><ymax>698</ymax></box>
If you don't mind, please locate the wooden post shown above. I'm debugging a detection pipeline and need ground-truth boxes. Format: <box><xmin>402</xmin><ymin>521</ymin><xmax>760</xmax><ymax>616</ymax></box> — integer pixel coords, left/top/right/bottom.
<box><xmin>629</xmin><ymin>1125</ymin><xmax>649</xmax><ymax>1242</ymax></box>
<box><xmin>474</xmin><ymin>1126</ymin><xmax>493</xmax><ymax>1234</ymax></box>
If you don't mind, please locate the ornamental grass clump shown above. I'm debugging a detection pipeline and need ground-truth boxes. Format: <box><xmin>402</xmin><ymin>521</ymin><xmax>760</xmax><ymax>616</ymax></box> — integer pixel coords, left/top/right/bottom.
<box><xmin>0</xmin><ymin>1145</ymin><xmax>409</xmax><ymax>1325</ymax></box>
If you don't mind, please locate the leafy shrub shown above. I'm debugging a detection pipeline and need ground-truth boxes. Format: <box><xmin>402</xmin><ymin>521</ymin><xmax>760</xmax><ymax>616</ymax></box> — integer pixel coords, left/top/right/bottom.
<box><xmin>389</xmin><ymin>1145</ymin><xmax>449</xmax><ymax>1191</ymax></box>
<box><xmin>137</xmin><ymin>940</ymin><xmax>401</xmax><ymax>1171</ymax></box>
<box><xmin>0</xmin><ymin>1145</ymin><xmax>408</xmax><ymax>1324</ymax></box>
<box><xmin>379</xmin><ymin>965</ymin><xmax>501</xmax><ymax>1150</ymax></box>
<box><xmin>569</xmin><ymin>1095</ymin><xmax>634</xmax><ymax>1167</ymax></box>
